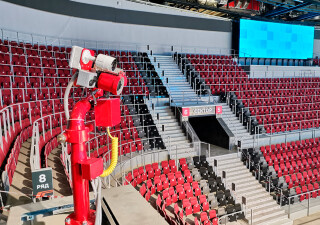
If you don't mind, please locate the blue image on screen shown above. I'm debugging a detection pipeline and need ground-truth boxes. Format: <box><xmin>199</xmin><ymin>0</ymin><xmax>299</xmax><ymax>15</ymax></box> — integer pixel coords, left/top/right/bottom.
<box><xmin>239</xmin><ymin>19</ymin><xmax>314</xmax><ymax>59</ymax></box>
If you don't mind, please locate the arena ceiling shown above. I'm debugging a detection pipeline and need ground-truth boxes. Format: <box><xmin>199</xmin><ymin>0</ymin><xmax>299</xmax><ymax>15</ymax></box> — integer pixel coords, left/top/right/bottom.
<box><xmin>149</xmin><ymin>0</ymin><xmax>320</xmax><ymax>26</ymax></box>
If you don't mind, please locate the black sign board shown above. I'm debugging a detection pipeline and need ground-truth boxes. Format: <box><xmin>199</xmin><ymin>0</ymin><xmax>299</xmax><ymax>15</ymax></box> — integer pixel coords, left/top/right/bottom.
<box><xmin>232</xmin><ymin>183</ymin><xmax>236</xmax><ymax>191</ymax></box>
<box><xmin>222</xmin><ymin>171</ymin><xmax>226</xmax><ymax>179</ymax></box>
<box><xmin>242</xmin><ymin>196</ymin><xmax>246</xmax><ymax>205</ymax></box>
<box><xmin>214</xmin><ymin>159</ymin><xmax>217</xmax><ymax>167</ymax></box>
<box><xmin>32</xmin><ymin>168</ymin><xmax>53</xmax><ymax>198</ymax></box>
<box><xmin>238</xmin><ymin>141</ymin><xmax>241</xmax><ymax>148</ymax></box>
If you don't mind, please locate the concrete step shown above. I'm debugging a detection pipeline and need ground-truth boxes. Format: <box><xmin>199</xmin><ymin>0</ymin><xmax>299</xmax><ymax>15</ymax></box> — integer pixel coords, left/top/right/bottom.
<box><xmin>155</xmin><ymin>121</ymin><xmax>179</xmax><ymax>127</ymax></box>
<box><xmin>164</xmin><ymin>83</ymin><xmax>191</xmax><ymax>86</ymax></box>
<box><xmin>233</xmin><ymin>179</ymin><xmax>259</xmax><ymax>189</ymax></box>
<box><xmin>247</xmin><ymin>199</ymin><xmax>278</xmax><ymax>211</ymax></box>
<box><xmin>153</xmin><ymin>106</ymin><xmax>170</xmax><ymax>110</ymax></box>
<box><xmin>252</xmin><ymin>206</ymin><xmax>284</xmax><ymax>220</ymax></box>
<box><xmin>217</xmin><ymin>162</ymin><xmax>245</xmax><ymax>171</ymax></box>
<box><xmin>164</xmin><ymin>77</ymin><xmax>187</xmax><ymax>80</ymax></box>
<box><xmin>169</xmin><ymin>150</ymin><xmax>197</xmax><ymax>160</ymax></box>
<box><xmin>160</xmin><ymin>132</ymin><xmax>185</xmax><ymax>138</ymax></box>
<box><xmin>236</xmin><ymin>186</ymin><xmax>265</xmax><ymax>195</ymax></box>
<box><xmin>223</xmin><ymin>168</ymin><xmax>251</xmax><ymax>177</ymax></box>
<box><xmin>216</xmin><ymin>158</ymin><xmax>241</xmax><ymax>167</ymax></box>
<box><xmin>210</xmin><ymin>153</ymin><xmax>239</xmax><ymax>161</ymax></box>
<box><xmin>163</xmin><ymin>73</ymin><xmax>187</xmax><ymax>76</ymax></box>
<box><xmin>246</xmin><ymin>192</ymin><xmax>271</xmax><ymax>202</ymax></box>
<box><xmin>253</xmin><ymin>212</ymin><xmax>289</xmax><ymax>225</ymax></box>
<box><xmin>225</xmin><ymin>173</ymin><xmax>253</xmax><ymax>183</ymax></box>
<box><xmin>156</xmin><ymin>115</ymin><xmax>175</xmax><ymax>120</ymax></box>
<box><xmin>223</xmin><ymin>118</ymin><xmax>241</xmax><ymax>123</ymax></box>
<box><xmin>163</xmin><ymin>136</ymin><xmax>188</xmax><ymax>142</ymax></box>
<box><xmin>152</xmin><ymin>113</ymin><xmax>174</xmax><ymax>118</ymax></box>
<box><xmin>169</xmin><ymin>91</ymin><xmax>196</xmax><ymax>94</ymax></box>
<box><xmin>155</xmin><ymin>119</ymin><xmax>177</xmax><ymax>124</ymax></box>
<box><xmin>169</xmin><ymin>94</ymin><xmax>198</xmax><ymax>97</ymax></box>
<box><xmin>157</xmin><ymin>125</ymin><xmax>181</xmax><ymax>131</ymax></box>
<box><xmin>164</xmin><ymin>139</ymin><xmax>190</xmax><ymax>146</ymax></box>
<box><xmin>165</xmin><ymin>80</ymin><xmax>189</xmax><ymax>83</ymax></box>
<box><xmin>151</xmin><ymin>110</ymin><xmax>172</xmax><ymax>115</ymax></box>
<box><xmin>235</xmin><ymin>183</ymin><xmax>264</xmax><ymax>194</ymax></box>
<box><xmin>170</xmin><ymin>95</ymin><xmax>199</xmax><ymax>99</ymax></box>
<box><xmin>267</xmin><ymin>218</ymin><xmax>293</xmax><ymax>225</ymax></box>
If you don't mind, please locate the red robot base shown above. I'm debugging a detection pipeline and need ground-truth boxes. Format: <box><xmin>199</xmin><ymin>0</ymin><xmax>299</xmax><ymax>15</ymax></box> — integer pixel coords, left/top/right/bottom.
<box><xmin>65</xmin><ymin>210</ymin><xmax>96</xmax><ymax>225</ymax></box>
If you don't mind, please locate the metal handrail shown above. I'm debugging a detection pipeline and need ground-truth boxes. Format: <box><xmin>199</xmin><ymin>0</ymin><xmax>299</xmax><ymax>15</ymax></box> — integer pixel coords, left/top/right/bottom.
<box><xmin>1</xmin><ymin>28</ymin><xmax>237</xmax><ymax>56</ymax></box>
<box><xmin>29</xmin><ymin>99</ymin><xmax>161</xmax><ymax>170</ymax></box>
<box><xmin>283</xmin><ymin>187</ymin><xmax>320</xmax><ymax>219</ymax></box>
<box><xmin>218</xmin><ymin>210</ymin><xmax>246</xmax><ymax>225</ymax></box>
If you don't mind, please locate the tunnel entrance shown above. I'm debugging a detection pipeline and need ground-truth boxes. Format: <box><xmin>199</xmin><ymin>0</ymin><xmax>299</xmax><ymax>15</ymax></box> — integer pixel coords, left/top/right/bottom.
<box><xmin>189</xmin><ymin>115</ymin><xmax>232</xmax><ymax>149</ymax></box>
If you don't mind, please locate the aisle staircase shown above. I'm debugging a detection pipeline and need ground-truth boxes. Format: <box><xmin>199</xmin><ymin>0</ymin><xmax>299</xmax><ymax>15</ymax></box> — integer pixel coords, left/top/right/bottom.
<box><xmin>208</xmin><ymin>154</ymin><xmax>293</xmax><ymax>225</ymax></box>
<box><xmin>148</xmin><ymin>54</ymin><xmax>255</xmax><ymax>150</ymax></box>
<box><xmin>148</xmin><ymin>54</ymin><xmax>211</xmax><ymax>106</ymax></box>
<box><xmin>149</xmin><ymin>105</ymin><xmax>197</xmax><ymax>159</ymax></box>
<box><xmin>220</xmin><ymin>103</ymin><xmax>256</xmax><ymax>149</ymax></box>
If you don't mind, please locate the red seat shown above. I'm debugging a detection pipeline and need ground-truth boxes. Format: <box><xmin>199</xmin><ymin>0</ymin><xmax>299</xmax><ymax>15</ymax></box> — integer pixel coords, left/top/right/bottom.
<box><xmin>193</xmin><ymin>204</ymin><xmax>200</xmax><ymax>214</ymax></box>
<box><xmin>200</xmin><ymin>212</ymin><xmax>209</xmax><ymax>223</ymax></box>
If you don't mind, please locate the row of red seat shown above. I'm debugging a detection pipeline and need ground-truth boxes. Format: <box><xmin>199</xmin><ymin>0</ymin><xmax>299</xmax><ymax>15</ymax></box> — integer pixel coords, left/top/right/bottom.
<box><xmin>264</xmin><ymin>120</ymin><xmax>320</xmax><ymax>134</ymax></box>
<box><xmin>239</xmin><ymin>89</ymin><xmax>320</xmax><ymax>98</ymax></box>
<box><xmin>4</xmin><ymin>127</ymin><xmax>32</xmax><ymax>185</ymax></box>
<box><xmin>284</xmin><ymin>170</ymin><xmax>320</xmax><ymax>189</ymax></box>
<box><xmin>251</xmin><ymin>104</ymin><xmax>320</xmax><ymax>115</ymax></box>
<box><xmin>186</xmin><ymin>54</ymin><xmax>233</xmax><ymax>60</ymax></box>
<box><xmin>132</xmin><ymin>158</ymin><xmax>220</xmax><ymax>225</ymax></box>
<box><xmin>0</xmin><ymin>119</ymin><xmax>31</xmax><ymax>169</ymax></box>
<box><xmin>296</xmin><ymin>184</ymin><xmax>320</xmax><ymax>201</ymax></box>
<box><xmin>193</xmin><ymin>64</ymin><xmax>239</xmax><ymax>72</ymax></box>
<box><xmin>262</xmin><ymin>139</ymin><xmax>320</xmax><ymax>151</ymax></box>
<box><xmin>261</xmin><ymin>138</ymin><xmax>320</xmax><ymax>203</ymax></box>
<box><xmin>1</xmin><ymin>88</ymin><xmax>83</xmax><ymax>105</ymax></box>
<box><xmin>1</xmin><ymin>39</ymin><xmax>133</xmax><ymax>56</ymax></box>
<box><xmin>0</xmin><ymin>55</ymin><xmax>141</xmax><ymax>72</ymax></box>
<box><xmin>186</xmin><ymin>54</ymin><xmax>320</xmax><ymax>134</ymax></box>
<box><xmin>199</xmin><ymin>71</ymin><xmax>247</xmax><ymax>79</ymax></box>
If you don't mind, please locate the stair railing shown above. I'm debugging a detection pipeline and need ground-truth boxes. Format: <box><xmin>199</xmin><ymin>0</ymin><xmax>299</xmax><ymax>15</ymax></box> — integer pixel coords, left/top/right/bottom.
<box><xmin>283</xmin><ymin>188</ymin><xmax>320</xmax><ymax>219</ymax></box>
<box><xmin>217</xmin><ymin>210</ymin><xmax>246</xmax><ymax>225</ymax></box>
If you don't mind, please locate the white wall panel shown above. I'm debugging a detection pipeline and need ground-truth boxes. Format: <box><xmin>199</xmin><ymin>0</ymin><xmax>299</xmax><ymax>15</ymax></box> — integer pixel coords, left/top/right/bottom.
<box><xmin>0</xmin><ymin>1</ymin><xmax>232</xmax><ymax>53</ymax></box>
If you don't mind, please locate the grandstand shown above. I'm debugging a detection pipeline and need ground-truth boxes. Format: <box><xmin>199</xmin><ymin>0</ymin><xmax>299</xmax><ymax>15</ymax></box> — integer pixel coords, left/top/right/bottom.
<box><xmin>1</xmin><ymin>0</ymin><xmax>320</xmax><ymax>225</ymax></box>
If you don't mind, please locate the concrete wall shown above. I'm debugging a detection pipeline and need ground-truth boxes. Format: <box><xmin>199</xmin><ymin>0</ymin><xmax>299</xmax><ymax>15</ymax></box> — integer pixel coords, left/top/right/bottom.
<box><xmin>0</xmin><ymin>0</ymin><xmax>232</xmax><ymax>54</ymax></box>
<box><xmin>249</xmin><ymin>65</ymin><xmax>320</xmax><ymax>78</ymax></box>
<box><xmin>314</xmin><ymin>39</ymin><xmax>320</xmax><ymax>57</ymax></box>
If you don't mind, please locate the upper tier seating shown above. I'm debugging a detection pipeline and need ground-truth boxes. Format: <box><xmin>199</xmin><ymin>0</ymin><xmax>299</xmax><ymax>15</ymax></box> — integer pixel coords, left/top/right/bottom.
<box><xmin>0</xmin><ymin>39</ymin><xmax>168</xmax><ymax>107</ymax></box>
<box><xmin>229</xmin><ymin>78</ymin><xmax>320</xmax><ymax>134</ymax></box>
<box><xmin>176</xmin><ymin>53</ymin><xmax>247</xmax><ymax>96</ymax></box>
<box><xmin>176</xmin><ymin>53</ymin><xmax>320</xmax><ymax>134</ymax></box>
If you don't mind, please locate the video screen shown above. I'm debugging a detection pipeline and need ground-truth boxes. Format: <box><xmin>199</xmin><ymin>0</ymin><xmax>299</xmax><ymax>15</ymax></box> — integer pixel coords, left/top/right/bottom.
<box><xmin>239</xmin><ymin>19</ymin><xmax>314</xmax><ymax>59</ymax></box>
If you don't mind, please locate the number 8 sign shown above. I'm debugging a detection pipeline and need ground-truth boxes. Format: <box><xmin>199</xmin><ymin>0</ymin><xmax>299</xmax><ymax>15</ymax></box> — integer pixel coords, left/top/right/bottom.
<box><xmin>32</xmin><ymin>168</ymin><xmax>54</xmax><ymax>198</ymax></box>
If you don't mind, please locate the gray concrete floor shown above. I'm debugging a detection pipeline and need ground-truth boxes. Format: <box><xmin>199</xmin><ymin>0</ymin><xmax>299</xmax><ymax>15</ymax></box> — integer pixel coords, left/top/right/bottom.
<box><xmin>202</xmin><ymin>144</ymin><xmax>237</xmax><ymax>158</ymax></box>
<box><xmin>6</xmin><ymin>139</ymin><xmax>33</xmax><ymax>207</ymax></box>
<box><xmin>47</xmin><ymin>146</ymin><xmax>72</xmax><ymax>197</ymax></box>
<box><xmin>294</xmin><ymin>211</ymin><xmax>320</xmax><ymax>225</ymax></box>
<box><xmin>6</xmin><ymin>140</ymin><xmax>72</xmax><ymax>208</ymax></box>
